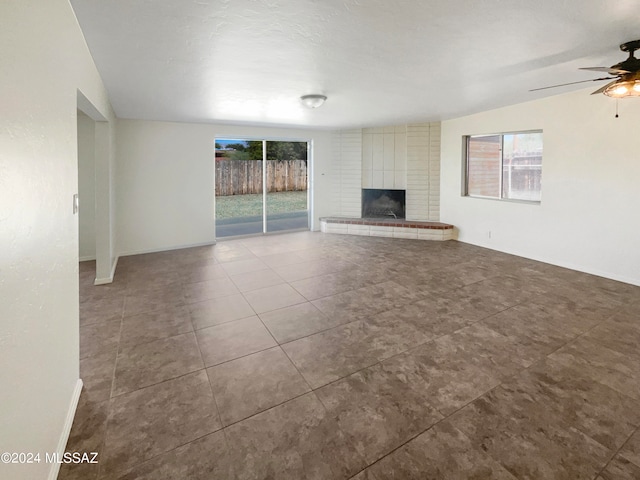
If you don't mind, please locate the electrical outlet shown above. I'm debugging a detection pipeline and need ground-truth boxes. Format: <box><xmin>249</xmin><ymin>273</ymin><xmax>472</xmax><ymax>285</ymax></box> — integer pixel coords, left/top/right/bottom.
<box><xmin>488</xmin><ymin>230</ymin><xmax>492</xmax><ymax>239</ymax></box>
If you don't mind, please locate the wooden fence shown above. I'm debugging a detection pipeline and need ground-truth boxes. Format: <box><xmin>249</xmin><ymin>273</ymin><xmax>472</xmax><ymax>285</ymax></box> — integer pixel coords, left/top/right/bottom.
<box><xmin>215</xmin><ymin>159</ymin><xmax>307</xmax><ymax>196</ymax></box>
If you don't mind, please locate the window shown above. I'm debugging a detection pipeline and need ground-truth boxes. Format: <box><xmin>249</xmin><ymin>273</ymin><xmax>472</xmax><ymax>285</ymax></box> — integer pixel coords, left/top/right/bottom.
<box><xmin>464</xmin><ymin>131</ymin><xmax>542</xmax><ymax>202</ymax></box>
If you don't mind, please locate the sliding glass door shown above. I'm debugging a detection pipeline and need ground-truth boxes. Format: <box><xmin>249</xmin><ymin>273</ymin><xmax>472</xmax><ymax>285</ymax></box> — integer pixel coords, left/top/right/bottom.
<box><xmin>265</xmin><ymin>141</ymin><xmax>309</xmax><ymax>233</ymax></box>
<box><xmin>214</xmin><ymin>139</ymin><xmax>263</xmax><ymax>237</ymax></box>
<box><xmin>214</xmin><ymin>138</ymin><xmax>309</xmax><ymax>238</ymax></box>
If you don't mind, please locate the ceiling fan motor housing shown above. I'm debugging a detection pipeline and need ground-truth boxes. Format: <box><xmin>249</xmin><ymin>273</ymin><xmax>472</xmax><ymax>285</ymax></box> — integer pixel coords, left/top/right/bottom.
<box><xmin>620</xmin><ymin>39</ymin><xmax>640</xmax><ymax>54</ymax></box>
<box><xmin>612</xmin><ymin>40</ymin><xmax>640</xmax><ymax>73</ymax></box>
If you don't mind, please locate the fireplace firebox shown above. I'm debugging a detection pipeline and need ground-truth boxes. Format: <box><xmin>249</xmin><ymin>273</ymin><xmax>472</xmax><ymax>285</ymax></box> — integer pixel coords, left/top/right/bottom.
<box><xmin>362</xmin><ymin>189</ymin><xmax>406</xmax><ymax>219</ymax></box>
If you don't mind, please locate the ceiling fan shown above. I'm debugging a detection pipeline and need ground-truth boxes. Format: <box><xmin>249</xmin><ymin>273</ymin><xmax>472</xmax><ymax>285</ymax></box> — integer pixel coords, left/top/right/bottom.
<box><xmin>531</xmin><ymin>39</ymin><xmax>640</xmax><ymax>98</ymax></box>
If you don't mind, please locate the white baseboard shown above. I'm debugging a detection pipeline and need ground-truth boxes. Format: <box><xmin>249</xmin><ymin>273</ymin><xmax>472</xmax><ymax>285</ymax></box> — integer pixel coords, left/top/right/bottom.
<box><xmin>48</xmin><ymin>379</ymin><xmax>83</xmax><ymax>480</ymax></box>
<box><xmin>79</xmin><ymin>255</ymin><xmax>96</xmax><ymax>262</ymax></box>
<box><xmin>456</xmin><ymin>238</ymin><xmax>640</xmax><ymax>287</ymax></box>
<box><xmin>117</xmin><ymin>240</ymin><xmax>217</xmax><ymax>258</ymax></box>
<box><xmin>94</xmin><ymin>256</ymin><xmax>119</xmax><ymax>285</ymax></box>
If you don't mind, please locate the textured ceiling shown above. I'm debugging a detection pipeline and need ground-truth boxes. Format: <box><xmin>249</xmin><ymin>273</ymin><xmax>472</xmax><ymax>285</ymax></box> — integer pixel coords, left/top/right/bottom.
<box><xmin>70</xmin><ymin>0</ymin><xmax>640</xmax><ymax>129</ymax></box>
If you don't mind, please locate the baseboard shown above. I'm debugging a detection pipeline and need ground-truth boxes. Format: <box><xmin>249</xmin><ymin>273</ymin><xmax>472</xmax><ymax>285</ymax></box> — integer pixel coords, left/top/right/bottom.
<box><xmin>456</xmin><ymin>238</ymin><xmax>640</xmax><ymax>287</ymax></box>
<box><xmin>79</xmin><ymin>255</ymin><xmax>96</xmax><ymax>262</ymax></box>
<box><xmin>117</xmin><ymin>240</ymin><xmax>217</xmax><ymax>258</ymax></box>
<box><xmin>48</xmin><ymin>379</ymin><xmax>83</xmax><ymax>480</ymax></box>
<box><xmin>94</xmin><ymin>256</ymin><xmax>119</xmax><ymax>285</ymax></box>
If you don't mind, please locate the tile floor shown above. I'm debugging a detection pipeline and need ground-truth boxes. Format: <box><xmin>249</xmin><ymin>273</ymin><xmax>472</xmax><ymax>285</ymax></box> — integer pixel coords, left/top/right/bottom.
<box><xmin>61</xmin><ymin>232</ymin><xmax>640</xmax><ymax>480</ymax></box>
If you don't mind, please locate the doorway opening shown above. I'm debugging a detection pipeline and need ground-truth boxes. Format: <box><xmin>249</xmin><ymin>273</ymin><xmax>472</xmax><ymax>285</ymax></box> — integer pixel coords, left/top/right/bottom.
<box><xmin>214</xmin><ymin>138</ymin><xmax>310</xmax><ymax>238</ymax></box>
<box><xmin>77</xmin><ymin>110</ymin><xmax>97</xmax><ymax>274</ymax></box>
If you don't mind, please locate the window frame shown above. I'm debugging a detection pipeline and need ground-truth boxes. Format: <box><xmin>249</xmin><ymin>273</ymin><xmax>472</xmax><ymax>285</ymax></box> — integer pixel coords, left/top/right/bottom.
<box><xmin>462</xmin><ymin>129</ymin><xmax>543</xmax><ymax>204</ymax></box>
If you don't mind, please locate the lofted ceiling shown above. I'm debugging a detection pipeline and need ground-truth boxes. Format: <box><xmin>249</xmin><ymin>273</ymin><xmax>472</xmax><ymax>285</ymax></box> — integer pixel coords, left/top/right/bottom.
<box><xmin>70</xmin><ymin>0</ymin><xmax>640</xmax><ymax>129</ymax></box>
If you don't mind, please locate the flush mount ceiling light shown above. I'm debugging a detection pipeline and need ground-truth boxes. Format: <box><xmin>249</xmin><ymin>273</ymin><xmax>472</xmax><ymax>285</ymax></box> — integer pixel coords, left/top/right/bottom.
<box><xmin>300</xmin><ymin>94</ymin><xmax>327</xmax><ymax>109</ymax></box>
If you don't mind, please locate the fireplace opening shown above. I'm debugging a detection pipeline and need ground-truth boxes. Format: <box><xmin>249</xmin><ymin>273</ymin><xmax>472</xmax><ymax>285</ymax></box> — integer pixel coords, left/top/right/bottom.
<box><xmin>362</xmin><ymin>189</ymin><xmax>406</xmax><ymax>219</ymax></box>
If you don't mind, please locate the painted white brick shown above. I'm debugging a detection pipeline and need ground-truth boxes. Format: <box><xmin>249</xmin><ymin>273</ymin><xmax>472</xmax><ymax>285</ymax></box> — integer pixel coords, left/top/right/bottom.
<box><xmin>406</xmin><ymin>192</ymin><xmax>428</xmax><ymax>200</ymax></box>
<box><xmin>393</xmin><ymin>231</ymin><xmax>418</xmax><ymax>240</ymax></box>
<box><xmin>369</xmin><ymin>229</ymin><xmax>394</xmax><ymax>238</ymax></box>
<box><xmin>332</xmin><ymin>129</ymin><xmax>363</xmax><ymax>217</ymax></box>
<box><xmin>343</xmin><ymin>202</ymin><xmax>359</xmax><ymax>212</ymax></box>
<box><xmin>347</xmin><ymin>224</ymin><xmax>370</xmax><ymax>235</ymax></box>
<box><xmin>321</xmin><ymin>222</ymin><xmax>451</xmax><ymax>242</ymax></box>
<box><xmin>406</xmin><ymin>213</ymin><xmax>429</xmax><ymax>222</ymax></box>
<box><xmin>417</xmin><ymin>230</ymin><xmax>443</xmax><ymax>241</ymax></box>
<box><xmin>370</xmin><ymin>226</ymin><xmax>393</xmax><ymax>233</ymax></box>
<box><xmin>407</xmin><ymin>175</ymin><xmax>429</xmax><ymax>184</ymax></box>
<box><xmin>334</xmin><ymin>122</ymin><xmax>442</xmax><ymax>223</ymax></box>
<box><xmin>326</xmin><ymin>224</ymin><xmax>348</xmax><ymax>234</ymax></box>
<box><xmin>348</xmin><ymin>223</ymin><xmax>369</xmax><ymax>231</ymax></box>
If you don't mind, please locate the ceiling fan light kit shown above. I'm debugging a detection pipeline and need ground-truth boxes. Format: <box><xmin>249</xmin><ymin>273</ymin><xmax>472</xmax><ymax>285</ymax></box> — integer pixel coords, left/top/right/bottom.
<box><xmin>300</xmin><ymin>94</ymin><xmax>327</xmax><ymax>109</ymax></box>
<box><xmin>602</xmin><ymin>73</ymin><xmax>640</xmax><ymax>98</ymax></box>
<box><xmin>532</xmin><ymin>39</ymin><xmax>640</xmax><ymax>100</ymax></box>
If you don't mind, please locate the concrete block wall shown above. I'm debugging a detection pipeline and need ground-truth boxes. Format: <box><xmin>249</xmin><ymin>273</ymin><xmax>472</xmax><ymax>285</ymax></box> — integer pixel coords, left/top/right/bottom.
<box><xmin>406</xmin><ymin>122</ymin><xmax>441</xmax><ymax>221</ymax></box>
<box><xmin>330</xmin><ymin>129</ymin><xmax>363</xmax><ymax>218</ymax></box>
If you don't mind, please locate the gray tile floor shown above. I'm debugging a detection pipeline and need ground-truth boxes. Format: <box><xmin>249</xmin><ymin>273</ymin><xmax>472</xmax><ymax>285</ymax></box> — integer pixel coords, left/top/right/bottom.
<box><xmin>62</xmin><ymin>232</ymin><xmax>640</xmax><ymax>479</ymax></box>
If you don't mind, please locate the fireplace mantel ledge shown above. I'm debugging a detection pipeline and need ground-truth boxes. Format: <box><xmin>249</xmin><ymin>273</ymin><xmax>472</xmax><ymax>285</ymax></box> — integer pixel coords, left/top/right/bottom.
<box><xmin>319</xmin><ymin>217</ymin><xmax>455</xmax><ymax>241</ymax></box>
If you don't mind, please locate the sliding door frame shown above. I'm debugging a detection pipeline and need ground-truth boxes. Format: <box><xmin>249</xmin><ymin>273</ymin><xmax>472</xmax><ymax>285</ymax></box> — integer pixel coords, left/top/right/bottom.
<box><xmin>213</xmin><ymin>135</ymin><xmax>313</xmax><ymax>239</ymax></box>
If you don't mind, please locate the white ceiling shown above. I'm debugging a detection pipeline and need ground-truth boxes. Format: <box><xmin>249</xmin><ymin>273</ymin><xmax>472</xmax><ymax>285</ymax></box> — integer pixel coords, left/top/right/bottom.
<box><xmin>70</xmin><ymin>0</ymin><xmax>640</xmax><ymax>129</ymax></box>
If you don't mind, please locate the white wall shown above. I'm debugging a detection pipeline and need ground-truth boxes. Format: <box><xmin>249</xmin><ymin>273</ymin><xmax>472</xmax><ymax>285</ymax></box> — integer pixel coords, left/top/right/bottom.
<box><xmin>0</xmin><ymin>1</ymin><xmax>115</xmax><ymax>479</ymax></box>
<box><xmin>441</xmin><ymin>88</ymin><xmax>640</xmax><ymax>286</ymax></box>
<box><xmin>76</xmin><ymin>90</ymin><xmax>117</xmax><ymax>283</ymax></box>
<box><xmin>116</xmin><ymin>119</ymin><xmax>333</xmax><ymax>255</ymax></box>
<box><xmin>78</xmin><ymin>111</ymin><xmax>96</xmax><ymax>260</ymax></box>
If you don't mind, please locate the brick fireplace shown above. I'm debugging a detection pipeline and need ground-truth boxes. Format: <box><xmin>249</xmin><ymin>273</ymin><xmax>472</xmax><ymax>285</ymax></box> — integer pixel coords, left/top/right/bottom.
<box><xmin>324</xmin><ymin>123</ymin><xmax>452</xmax><ymax>240</ymax></box>
<box><xmin>330</xmin><ymin>123</ymin><xmax>442</xmax><ymax>222</ymax></box>
<box><xmin>362</xmin><ymin>189</ymin><xmax>406</xmax><ymax>219</ymax></box>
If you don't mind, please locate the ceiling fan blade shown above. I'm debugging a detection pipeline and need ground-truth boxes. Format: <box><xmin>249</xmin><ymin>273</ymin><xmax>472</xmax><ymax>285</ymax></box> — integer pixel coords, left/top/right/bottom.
<box><xmin>529</xmin><ymin>77</ymin><xmax>615</xmax><ymax>92</ymax></box>
<box><xmin>580</xmin><ymin>66</ymin><xmax>630</xmax><ymax>74</ymax></box>
<box><xmin>591</xmin><ymin>78</ymin><xmax>620</xmax><ymax>95</ymax></box>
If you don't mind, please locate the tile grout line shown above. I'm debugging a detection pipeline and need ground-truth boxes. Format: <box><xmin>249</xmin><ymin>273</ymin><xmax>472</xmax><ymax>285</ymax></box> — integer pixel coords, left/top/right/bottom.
<box><xmin>331</xmin><ymin>294</ymin><xmax>633</xmax><ymax>477</ymax></box>
<box><xmin>191</xmin><ymin>309</ymin><xmax>226</xmax><ymax>431</ymax></box>
<box><xmin>250</xmin><ymin>281</ymin><xmax>318</xmax><ymax>395</ymax></box>
<box><xmin>101</xmin><ymin>261</ymin><xmax>225</xmax><ymax>477</ymax></box>
<box><xmin>592</xmin><ymin>424</ymin><xmax>640</xmax><ymax>479</ymax></box>
<box><xmin>75</xmin><ymin>235</ymin><xmax>640</xmax><ymax>480</ymax></box>
<box><xmin>342</xmin><ymin>306</ymin><xmax>616</xmax><ymax>479</ymax></box>
<box><xmin>94</xmin><ymin>282</ymin><xmax>127</xmax><ymax>480</ymax></box>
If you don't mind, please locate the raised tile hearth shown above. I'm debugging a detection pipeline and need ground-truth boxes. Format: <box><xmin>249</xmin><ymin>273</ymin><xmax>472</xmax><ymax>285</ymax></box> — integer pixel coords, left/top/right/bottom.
<box><xmin>320</xmin><ymin>217</ymin><xmax>455</xmax><ymax>241</ymax></box>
